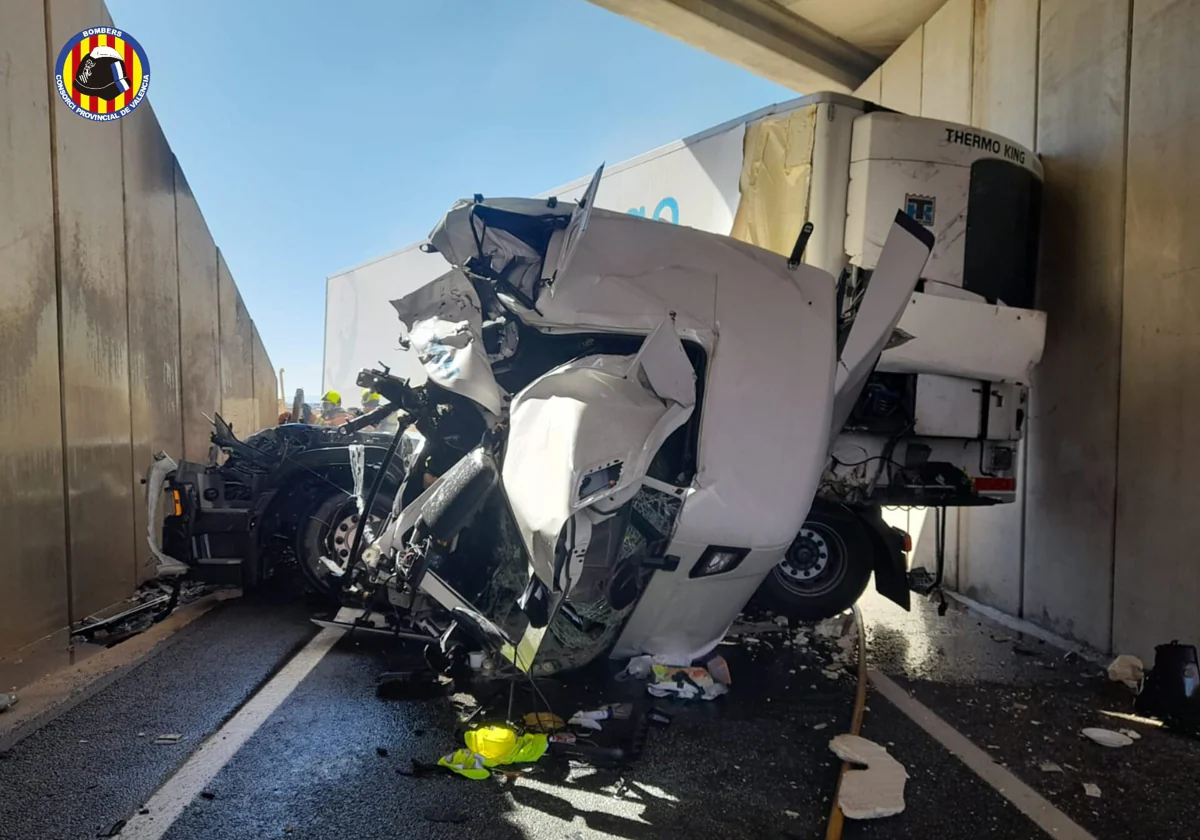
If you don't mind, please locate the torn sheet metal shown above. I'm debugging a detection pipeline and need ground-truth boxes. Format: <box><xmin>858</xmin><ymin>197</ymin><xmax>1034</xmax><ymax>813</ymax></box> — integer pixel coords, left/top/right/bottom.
<box><xmin>408</xmin><ymin>316</ymin><xmax>506</xmax><ymax>416</ymax></box>
<box><xmin>503</xmin><ymin>327</ymin><xmax>695</xmax><ymax>592</ymax></box>
<box><xmin>426</xmin><ymin>198</ymin><xmax>560</xmax><ymax>307</ymax></box>
<box><xmin>833</xmin><ymin>212</ymin><xmax>933</xmax><ymax>433</ymax></box>
<box><xmin>545</xmin><ymin>163</ymin><xmax>603</xmax><ymax>285</ymax></box>
<box><xmin>878</xmin><ymin>291</ymin><xmax>1047</xmax><ymax>384</ymax></box>
<box><xmin>392</xmin><ymin>269</ymin><xmax>506</xmax><ymax>415</ymax></box>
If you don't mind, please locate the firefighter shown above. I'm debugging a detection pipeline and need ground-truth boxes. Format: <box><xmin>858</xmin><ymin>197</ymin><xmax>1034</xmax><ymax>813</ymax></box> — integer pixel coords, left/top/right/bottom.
<box><xmin>319</xmin><ymin>390</ymin><xmax>350</xmax><ymax>426</ymax></box>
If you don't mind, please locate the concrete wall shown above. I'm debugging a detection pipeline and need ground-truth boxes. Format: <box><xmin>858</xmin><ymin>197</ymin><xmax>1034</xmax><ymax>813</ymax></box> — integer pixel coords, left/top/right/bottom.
<box><xmin>858</xmin><ymin>0</ymin><xmax>1200</xmax><ymax>659</ymax></box>
<box><xmin>0</xmin><ymin>0</ymin><xmax>71</xmax><ymax>652</ymax></box>
<box><xmin>0</xmin><ymin>0</ymin><xmax>278</xmax><ymax>657</ymax></box>
<box><xmin>1114</xmin><ymin>0</ymin><xmax>1200</xmax><ymax>659</ymax></box>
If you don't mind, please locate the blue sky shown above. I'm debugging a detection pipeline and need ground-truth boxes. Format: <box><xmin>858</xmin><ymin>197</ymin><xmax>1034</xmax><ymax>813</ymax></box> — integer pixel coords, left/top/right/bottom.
<box><xmin>106</xmin><ymin>0</ymin><xmax>793</xmax><ymax>398</ymax></box>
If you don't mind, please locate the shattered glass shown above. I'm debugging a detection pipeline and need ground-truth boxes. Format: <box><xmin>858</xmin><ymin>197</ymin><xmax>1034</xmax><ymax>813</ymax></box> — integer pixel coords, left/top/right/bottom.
<box><xmin>631</xmin><ymin>485</ymin><xmax>683</xmax><ymax>540</ymax></box>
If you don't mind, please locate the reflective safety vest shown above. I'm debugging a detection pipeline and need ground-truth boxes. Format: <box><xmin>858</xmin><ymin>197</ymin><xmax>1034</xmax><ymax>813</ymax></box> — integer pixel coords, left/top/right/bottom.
<box><xmin>437</xmin><ymin>726</ymin><xmax>549</xmax><ymax>780</ymax></box>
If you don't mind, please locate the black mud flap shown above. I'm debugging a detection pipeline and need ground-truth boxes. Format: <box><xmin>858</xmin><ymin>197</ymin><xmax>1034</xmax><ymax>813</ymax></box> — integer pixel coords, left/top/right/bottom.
<box><xmin>859</xmin><ymin>506</ymin><xmax>911</xmax><ymax>611</ymax></box>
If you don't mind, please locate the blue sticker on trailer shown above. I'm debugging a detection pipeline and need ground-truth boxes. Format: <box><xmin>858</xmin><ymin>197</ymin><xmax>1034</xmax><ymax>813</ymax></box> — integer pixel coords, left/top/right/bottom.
<box><xmin>905</xmin><ymin>194</ymin><xmax>936</xmax><ymax>227</ymax></box>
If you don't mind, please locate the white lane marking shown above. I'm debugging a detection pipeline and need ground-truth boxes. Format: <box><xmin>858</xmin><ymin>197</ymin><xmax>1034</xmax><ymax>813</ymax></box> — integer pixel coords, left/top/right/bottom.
<box><xmin>868</xmin><ymin>669</ymin><xmax>1097</xmax><ymax>840</ymax></box>
<box><xmin>120</xmin><ymin>627</ymin><xmax>345</xmax><ymax>840</ymax></box>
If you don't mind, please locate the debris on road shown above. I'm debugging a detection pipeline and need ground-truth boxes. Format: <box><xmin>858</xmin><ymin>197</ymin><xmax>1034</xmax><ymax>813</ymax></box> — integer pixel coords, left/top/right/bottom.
<box><xmin>1039</xmin><ymin>762</ymin><xmax>1064</xmax><ymax>773</ymax></box>
<box><xmin>152</xmin><ymin>733</ymin><xmax>183</xmax><ymax>745</ymax></box>
<box><xmin>569</xmin><ymin>713</ymin><xmax>602</xmax><ymax>731</ymax></box>
<box><xmin>0</xmin><ymin>692</ymin><xmax>17</xmax><ymax>713</ymax></box>
<box><xmin>618</xmin><ymin>655</ymin><xmax>655</xmax><ymax>680</ymax></box>
<box><xmin>1119</xmin><ymin>728</ymin><xmax>1142</xmax><ymax>740</ymax></box>
<box><xmin>568</xmin><ymin>703</ymin><xmax>632</xmax><ymax>731</ymax></box>
<box><xmin>829</xmin><ymin>734</ymin><xmax>908</xmax><ymax>820</ymax></box>
<box><xmin>706</xmin><ymin>654</ymin><xmax>732</xmax><ymax>685</ymax></box>
<box><xmin>376</xmin><ymin>747</ymin><xmax>389</xmax><ymax>757</ymax></box>
<box><xmin>783</xmin><ymin>810</ymin><xmax>800</xmax><ymax>819</ymax></box>
<box><xmin>647</xmin><ymin>708</ymin><xmax>673</xmax><ymax>727</ymax></box>
<box><xmin>1083</xmin><ymin>783</ymin><xmax>1102</xmax><ymax>798</ymax></box>
<box><xmin>647</xmin><ymin>665</ymin><xmax>728</xmax><ymax>700</ymax></box>
<box><xmin>422</xmin><ymin>806</ymin><xmax>469</xmax><ymax>824</ymax></box>
<box><xmin>1107</xmin><ymin>654</ymin><xmax>1145</xmax><ymax>691</ymax></box>
<box><xmin>523</xmin><ymin>712</ymin><xmax>565</xmax><ymax>733</ymax></box>
<box><xmin>97</xmin><ymin>818</ymin><xmax>127</xmax><ymax>837</ymax></box>
<box><xmin>815</xmin><ymin>612</ymin><xmax>855</xmax><ymax>640</ymax></box>
<box><xmin>726</xmin><ymin>619</ymin><xmax>788</xmax><ymax>638</ymax></box>
<box><xmin>1081</xmin><ymin>727</ymin><xmax>1134</xmax><ymax>748</ymax></box>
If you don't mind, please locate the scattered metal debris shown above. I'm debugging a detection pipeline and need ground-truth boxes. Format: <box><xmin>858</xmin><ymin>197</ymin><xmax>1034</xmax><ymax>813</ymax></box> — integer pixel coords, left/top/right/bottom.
<box><xmin>1083</xmin><ymin>783</ymin><xmax>1102</xmax><ymax>798</ymax></box>
<box><xmin>152</xmin><ymin>734</ymin><xmax>183</xmax><ymax>745</ymax></box>
<box><xmin>828</xmin><ymin>734</ymin><xmax>908</xmax><ymax>820</ymax></box>
<box><xmin>1039</xmin><ymin>762</ymin><xmax>1064</xmax><ymax>773</ymax></box>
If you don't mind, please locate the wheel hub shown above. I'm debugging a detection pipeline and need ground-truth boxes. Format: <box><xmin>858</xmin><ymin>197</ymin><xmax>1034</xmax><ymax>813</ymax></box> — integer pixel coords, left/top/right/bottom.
<box><xmin>780</xmin><ymin>527</ymin><xmax>830</xmax><ymax>581</ymax></box>
<box><xmin>325</xmin><ymin>509</ymin><xmax>362</xmax><ymax>572</ymax></box>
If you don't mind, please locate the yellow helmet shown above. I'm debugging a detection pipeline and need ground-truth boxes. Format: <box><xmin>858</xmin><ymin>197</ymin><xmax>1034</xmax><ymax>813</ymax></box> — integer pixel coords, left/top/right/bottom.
<box><xmin>321</xmin><ymin>390</ymin><xmax>341</xmax><ymax>406</ymax></box>
<box><xmin>362</xmin><ymin>390</ymin><xmax>382</xmax><ymax>406</ymax></box>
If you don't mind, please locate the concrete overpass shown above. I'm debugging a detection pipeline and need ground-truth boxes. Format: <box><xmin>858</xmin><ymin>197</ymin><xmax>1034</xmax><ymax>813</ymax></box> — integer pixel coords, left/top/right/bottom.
<box><xmin>584</xmin><ymin>0</ymin><xmax>947</xmax><ymax>91</ymax></box>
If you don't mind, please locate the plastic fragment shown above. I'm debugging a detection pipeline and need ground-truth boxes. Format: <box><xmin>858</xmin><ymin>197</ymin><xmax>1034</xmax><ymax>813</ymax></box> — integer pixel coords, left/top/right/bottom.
<box><xmin>829</xmin><ymin>734</ymin><xmax>908</xmax><ymax>820</ymax></box>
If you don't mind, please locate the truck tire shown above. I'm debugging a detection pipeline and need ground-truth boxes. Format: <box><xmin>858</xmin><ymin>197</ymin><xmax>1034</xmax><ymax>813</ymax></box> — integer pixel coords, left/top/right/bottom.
<box><xmin>298</xmin><ymin>487</ymin><xmax>393</xmax><ymax>599</ymax></box>
<box><xmin>755</xmin><ymin>505</ymin><xmax>873</xmax><ymax>622</ymax></box>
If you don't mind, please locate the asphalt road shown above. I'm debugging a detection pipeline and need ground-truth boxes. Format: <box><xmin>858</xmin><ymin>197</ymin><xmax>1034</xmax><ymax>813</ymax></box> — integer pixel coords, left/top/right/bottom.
<box><xmin>1</xmin><ymin>590</ymin><xmax>1194</xmax><ymax>840</ymax></box>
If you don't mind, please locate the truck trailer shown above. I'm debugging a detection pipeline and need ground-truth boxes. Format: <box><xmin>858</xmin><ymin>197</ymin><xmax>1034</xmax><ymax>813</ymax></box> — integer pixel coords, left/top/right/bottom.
<box><xmin>325</xmin><ymin>92</ymin><xmax>1043</xmax><ymax>516</ymax></box>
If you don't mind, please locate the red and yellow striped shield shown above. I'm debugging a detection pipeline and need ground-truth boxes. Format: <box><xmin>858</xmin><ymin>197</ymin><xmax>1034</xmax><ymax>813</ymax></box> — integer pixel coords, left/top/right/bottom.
<box><xmin>55</xmin><ymin>27</ymin><xmax>151</xmax><ymax>121</ymax></box>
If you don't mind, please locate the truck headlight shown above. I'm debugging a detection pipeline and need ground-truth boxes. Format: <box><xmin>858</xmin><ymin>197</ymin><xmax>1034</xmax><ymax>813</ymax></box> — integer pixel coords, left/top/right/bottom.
<box><xmin>690</xmin><ymin>546</ymin><xmax>749</xmax><ymax>578</ymax></box>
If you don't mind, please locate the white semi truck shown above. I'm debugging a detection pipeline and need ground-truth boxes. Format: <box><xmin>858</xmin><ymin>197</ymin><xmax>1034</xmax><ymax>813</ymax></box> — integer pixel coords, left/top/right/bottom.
<box><xmin>321</xmin><ymin>92</ymin><xmax>1045</xmax><ymax>616</ymax></box>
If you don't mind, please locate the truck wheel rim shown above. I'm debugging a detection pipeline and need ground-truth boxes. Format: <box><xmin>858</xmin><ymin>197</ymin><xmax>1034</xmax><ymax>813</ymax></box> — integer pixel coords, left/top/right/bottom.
<box><xmin>775</xmin><ymin>523</ymin><xmax>847</xmax><ymax>597</ymax></box>
<box><xmin>320</xmin><ymin>501</ymin><xmax>362</xmax><ymax>576</ymax></box>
